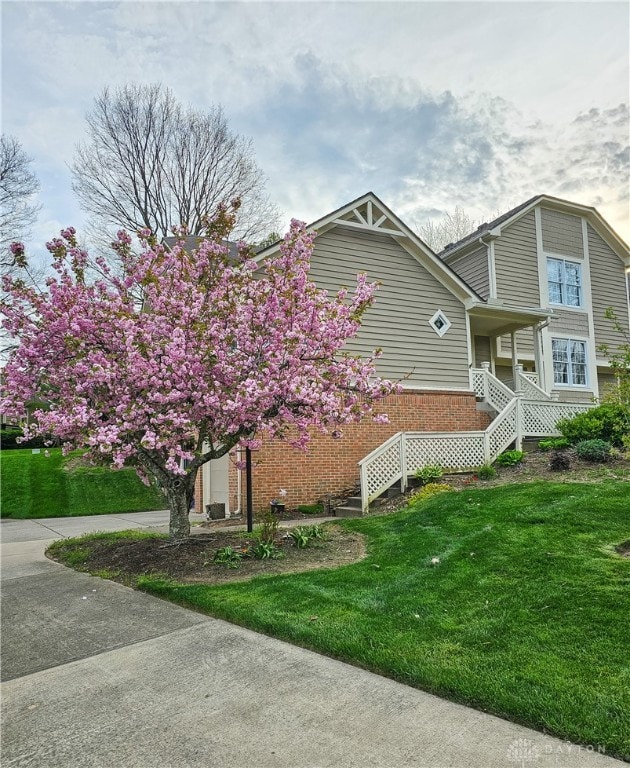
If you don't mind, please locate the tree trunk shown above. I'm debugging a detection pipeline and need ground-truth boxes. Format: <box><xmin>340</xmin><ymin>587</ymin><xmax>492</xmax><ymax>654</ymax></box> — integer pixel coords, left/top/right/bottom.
<box><xmin>166</xmin><ymin>478</ymin><xmax>192</xmax><ymax>540</ymax></box>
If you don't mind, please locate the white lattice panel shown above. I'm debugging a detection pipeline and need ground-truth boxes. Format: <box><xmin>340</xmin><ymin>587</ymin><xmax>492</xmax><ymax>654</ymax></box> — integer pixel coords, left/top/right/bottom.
<box><xmin>523</xmin><ymin>372</ymin><xmax>539</xmax><ymax>384</ymax></box>
<box><xmin>405</xmin><ymin>434</ymin><xmax>486</xmax><ymax>471</ymax></box>
<box><xmin>472</xmin><ymin>370</ymin><xmax>486</xmax><ymax>399</ymax></box>
<box><xmin>521</xmin><ymin>401</ymin><xmax>591</xmax><ymax>436</ymax></box>
<box><xmin>488</xmin><ymin>403</ymin><xmax>518</xmax><ymax>456</ymax></box>
<box><xmin>515</xmin><ymin>371</ymin><xmax>551</xmax><ymax>401</ymax></box>
<box><xmin>486</xmin><ymin>379</ymin><xmax>513</xmax><ymax>411</ymax></box>
<box><xmin>364</xmin><ymin>439</ymin><xmax>402</xmax><ymax>498</ymax></box>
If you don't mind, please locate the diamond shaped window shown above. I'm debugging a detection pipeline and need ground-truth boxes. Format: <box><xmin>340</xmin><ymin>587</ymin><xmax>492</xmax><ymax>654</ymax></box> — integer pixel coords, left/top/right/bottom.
<box><xmin>429</xmin><ymin>310</ymin><xmax>451</xmax><ymax>337</ymax></box>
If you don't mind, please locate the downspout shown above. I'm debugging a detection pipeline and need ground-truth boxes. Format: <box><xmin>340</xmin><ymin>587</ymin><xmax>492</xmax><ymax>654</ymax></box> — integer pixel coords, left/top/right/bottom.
<box><xmin>535</xmin><ymin>319</ymin><xmax>551</xmax><ymax>394</ymax></box>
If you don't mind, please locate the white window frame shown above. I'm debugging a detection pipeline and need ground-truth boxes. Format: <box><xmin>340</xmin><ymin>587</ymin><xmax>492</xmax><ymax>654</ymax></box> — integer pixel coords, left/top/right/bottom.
<box><xmin>546</xmin><ymin>256</ymin><xmax>582</xmax><ymax>308</ymax></box>
<box><xmin>428</xmin><ymin>309</ymin><xmax>451</xmax><ymax>337</ymax></box>
<box><xmin>551</xmin><ymin>336</ymin><xmax>589</xmax><ymax>388</ymax></box>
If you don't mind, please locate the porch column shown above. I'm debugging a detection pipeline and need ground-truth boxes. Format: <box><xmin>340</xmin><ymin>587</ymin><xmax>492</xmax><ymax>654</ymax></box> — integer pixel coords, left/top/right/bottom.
<box><xmin>532</xmin><ymin>325</ymin><xmax>542</xmax><ymax>385</ymax></box>
<box><xmin>510</xmin><ymin>331</ymin><xmax>518</xmax><ymax>382</ymax></box>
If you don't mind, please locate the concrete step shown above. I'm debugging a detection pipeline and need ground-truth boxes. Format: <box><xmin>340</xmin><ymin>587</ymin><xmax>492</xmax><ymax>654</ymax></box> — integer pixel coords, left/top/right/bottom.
<box><xmin>334</xmin><ymin>505</ymin><xmax>363</xmax><ymax>518</ymax></box>
<box><xmin>343</xmin><ymin>495</ymin><xmax>363</xmax><ymax>509</ymax></box>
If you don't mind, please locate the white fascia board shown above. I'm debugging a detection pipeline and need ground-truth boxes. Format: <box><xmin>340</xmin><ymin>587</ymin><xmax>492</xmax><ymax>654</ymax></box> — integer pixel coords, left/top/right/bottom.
<box><xmin>443</xmin><ymin>196</ymin><xmax>629</xmax><ymax>266</ymax></box>
<box><xmin>254</xmin><ymin>192</ymin><xmax>479</xmax><ymax>305</ymax></box>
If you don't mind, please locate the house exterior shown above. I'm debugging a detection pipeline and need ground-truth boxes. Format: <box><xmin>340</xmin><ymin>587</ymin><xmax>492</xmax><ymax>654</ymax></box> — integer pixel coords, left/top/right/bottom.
<box><xmin>440</xmin><ymin>195</ymin><xmax>630</xmax><ymax>403</ymax></box>
<box><xmin>195</xmin><ymin>193</ymin><xmax>629</xmax><ymax>516</ymax></box>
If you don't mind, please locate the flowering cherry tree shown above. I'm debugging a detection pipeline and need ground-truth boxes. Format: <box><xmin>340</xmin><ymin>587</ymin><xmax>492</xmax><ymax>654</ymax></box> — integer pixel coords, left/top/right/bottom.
<box><xmin>2</xmin><ymin>205</ymin><xmax>396</xmax><ymax>540</ymax></box>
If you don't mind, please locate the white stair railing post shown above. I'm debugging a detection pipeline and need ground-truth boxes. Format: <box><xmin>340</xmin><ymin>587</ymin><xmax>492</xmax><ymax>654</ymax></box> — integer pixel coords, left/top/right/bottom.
<box><xmin>360</xmin><ymin>463</ymin><xmax>369</xmax><ymax>515</ymax></box>
<box><xmin>481</xmin><ymin>361</ymin><xmax>490</xmax><ymax>401</ymax></box>
<box><xmin>483</xmin><ymin>430</ymin><xmax>491</xmax><ymax>464</ymax></box>
<box><xmin>400</xmin><ymin>433</ymin><xmax>407</xmax><ymax>493</ymax></box>
<box><xmin>514</xmin><ymin>386</ymin><xmax>524</xmax><ymax>451</ymax></box>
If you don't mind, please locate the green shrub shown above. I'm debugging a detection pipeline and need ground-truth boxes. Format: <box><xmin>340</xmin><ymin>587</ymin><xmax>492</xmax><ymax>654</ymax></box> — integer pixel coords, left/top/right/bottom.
<box><xmin>477</xmin><ymin>464</ymin><xmax>496</xmax><ymax>480</ymax></box>
<box><xmin>213</xmin><ymin>546</ymin><xmax>243</xmax><ymax>568</ymax></box>
<box><xmin>414</xmin><ymin>464</ymin><xmax>443</xmax><ymax>484</ymax></box>
<box><xmin>538</xmin><ymin>437</ymin><xmax>571</xmax><ymax>452</ymax></box>
<box><xmin>302</xmin><ymin>524</ymin><xmax>326</xmax><ymax>540</ymax></box>
<box><xmin>408</xmin><ymin>483</ymin><xmax>453</xmax><ymax>505</ymax></box>
<box><xmin>248</xmin><ymin>542</ymin><xmax>282</xmax><ymax>560</ymax></box>
<box><xmin>0</xmin><ymin>428</ymin><xmax>47</xmax><ymax>450</ymax></box>
<box><xmin>288</xmin><ymin>528</ymin><xmax>310</xmax><ymax>549</ymax></box>
<box><xmin>575</xmin><ymin>439</ymin><xmax>612</xmax><ymax>463</ymax></box>
<box><xmin>556</xmin><ymin>403</ymin><xmax>630</xmax><ymax>448</ymax></box>
<box><xmin>494</xmin><ymin>450</ymin><xmax>524</xmax><ymax>467</ymax></box>
<box><xmin>256</xmin><ymin>509</ymin><xmax>280</xmax><ymax>544</ymax></box>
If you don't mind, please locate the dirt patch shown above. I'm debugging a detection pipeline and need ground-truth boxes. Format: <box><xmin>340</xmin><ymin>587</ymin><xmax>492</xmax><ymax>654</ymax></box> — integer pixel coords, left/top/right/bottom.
<box><xmin>48</xmin><ymin>524</ymin><xmax>366</xmax><ymax>586</ymax></box>
<box><xmin>615</xmin><ymin>541</ymin><xmax>630</xmax><ymax>557</ymax></box>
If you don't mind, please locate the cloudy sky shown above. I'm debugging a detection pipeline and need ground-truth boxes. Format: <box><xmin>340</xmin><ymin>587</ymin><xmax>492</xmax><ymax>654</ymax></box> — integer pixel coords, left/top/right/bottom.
<box><xmin>2</xmin><ymin>0</ymin><xmax>629</xmax><ymax>253</ymax></box>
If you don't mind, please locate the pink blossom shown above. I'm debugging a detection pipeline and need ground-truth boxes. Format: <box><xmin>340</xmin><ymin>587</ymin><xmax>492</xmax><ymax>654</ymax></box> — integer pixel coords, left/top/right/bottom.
<box><xmin>1</xmin><ymin>207</ymin><xmax>397</xmax><ymax>538</ymax></box>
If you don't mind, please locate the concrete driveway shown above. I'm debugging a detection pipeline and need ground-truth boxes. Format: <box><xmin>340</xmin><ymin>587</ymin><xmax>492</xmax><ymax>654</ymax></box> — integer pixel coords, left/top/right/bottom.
<box><xmin>1</xmin><ymin>513</ymin><xmax>624</xmax><ymax>768</ymax></box>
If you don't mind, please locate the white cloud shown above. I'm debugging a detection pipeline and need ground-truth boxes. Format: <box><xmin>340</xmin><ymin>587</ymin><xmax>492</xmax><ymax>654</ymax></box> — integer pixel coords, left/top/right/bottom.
<box><xmin>2</xmin><ymin>0</ymin><xmax>628</xmax><ymax>244</ymax></box>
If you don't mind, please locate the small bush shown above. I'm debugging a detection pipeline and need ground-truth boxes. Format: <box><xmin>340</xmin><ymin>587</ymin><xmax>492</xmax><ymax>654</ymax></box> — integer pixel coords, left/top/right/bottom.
<box><xmin>415</xmin><ymin>464</ymin><xmax>443</xmax><ymax>484</ymax></box>
<box><xmin>256</xmin><ymin>509</ymin><xmax>280</xmax><ymax>544</ymax></box>
<box><xmin>409</xmin><ymin>483</ymin><xmax>453</xmax><ymax>505</ymax></box>
<box><xmin>556</xmin><ymin>402</ymin><xmax>630</xmax><ymax>448</ymax></box>
<box><xmin>288</xmin><ymin>527</ymin><xmax>311</xmax><ymax>549</ymax></box>
<box><xmin>213</xmin><ymin>546</ymin><xmax>243</xmax><ymax>568</ymax></box>
<box><xmin>549</xmin><ymin>451</ymin><xmax>571</xmax><ymax>471</ymax></box>
<box><xmin>0</xmin><ymin>428</ymin><xmax>48</xmax><ymax>450</ymax></box>
<box><xmin>575</xmin><ymin>439</ymin><xmax>612</xmax><ymax>463</ymax></box>
<box><xmin>303</xmin><ymin>524</ymin><xmax>326</xmax><ymax>540</ymax></box>
<box><xmin>477</xmin><ymin>464</ymin><xmax>497</xmax><ymax>480</ymax></box>
<box><xmin>248</xmin><ymin>542</ymin><xmax>282</xmax><ymax>560</ymax></box>
<box><xmin>538</xmin><ymin>437</ymin><xmax>571</xmax><ymax>452</ymax></box>
<box><xmin>494</xmin><ymin>450</ymin><xmax>524</xmax><ymax>467</ymax></box>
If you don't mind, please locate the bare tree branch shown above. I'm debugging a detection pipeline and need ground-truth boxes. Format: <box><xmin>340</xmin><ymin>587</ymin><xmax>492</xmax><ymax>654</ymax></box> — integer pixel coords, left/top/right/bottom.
<box><xmin>71</xmin><ymin>84</ymin><xmax>280</xmax><ymax>245</ymax></box>
<box><xmin>0</xmin><ymin>135</ymin><xmax>41</xmax><ymax>268</ymax></box>
<box><xmin>416</xmin><ymin>206</ymin><xmax>479</xmax><ymax>253</ymax></box>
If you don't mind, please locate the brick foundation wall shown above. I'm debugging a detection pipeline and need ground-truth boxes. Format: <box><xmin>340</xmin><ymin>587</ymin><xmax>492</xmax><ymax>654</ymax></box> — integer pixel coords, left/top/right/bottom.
<box><xmin>230</xmin><ymin>389</ymin><xmax>490</xmax><ymax>511</ymax></box>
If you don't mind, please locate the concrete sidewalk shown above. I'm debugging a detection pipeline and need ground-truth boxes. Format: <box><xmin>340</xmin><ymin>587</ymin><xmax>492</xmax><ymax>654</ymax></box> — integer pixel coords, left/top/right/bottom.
<box><xmin>1</xmin><ymin>512</ymin><xmax>624</xmax><ymax>768</ymax></box>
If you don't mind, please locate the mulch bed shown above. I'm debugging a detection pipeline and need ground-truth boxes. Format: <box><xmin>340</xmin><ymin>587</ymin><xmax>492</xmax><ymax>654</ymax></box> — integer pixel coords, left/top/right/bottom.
<box><xmin>48</xmin><ymin>449</ymin><xmax>628</xmax><ymax>586</ymax></box>
<box><xmin>48</xmin><ymin>525</ymin><xmax>366</xmax><ymax>586</ymax></box>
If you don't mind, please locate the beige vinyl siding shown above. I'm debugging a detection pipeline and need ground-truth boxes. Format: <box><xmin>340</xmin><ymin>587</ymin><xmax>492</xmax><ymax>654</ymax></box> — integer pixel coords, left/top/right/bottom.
<box><xmin>449</xmin><ymin>246</ymin><xmax>489</xmax><ymax>299</ymax></box>
<box><xmin>494</xmin><ymin>365</ymin><xmax>513</xmax><ymax>385</ymax></box>
<box><xmin>310</xmin><ymin>228</ymin><xmax>471</xmax><ymax>388</ymax></box>
<box><xmin>549</xmin><ymin>309</ymin><xmax>589</xmax><ymax>336</ymax></box>
<box><xmin>494</xmin><ymin>210</ymin><xmax>539</xmax><ymax>307</ymax></box>
<box><xmin>597</xmin><ymin>371</ymin><xmax>619</xmax><ymax>398</ymax></box>
<box><xmin>551</xmin><ymin>388</ymin><xmax>594</xmax><ymax>403</ymax></box>
<box><xmin>499</xmin><ymin>329</ymin><xmax>535</xmax><ymax>357</ymax></box>
<box><xmin>587</xmin><ymin>224</ymin><xmax>630</xmax><ymax>350</ymax></box>
<box><xmin>474</xmin><ymin>336</ymin><xmax>491</xmax><ymax>367</ymax></box>
<box><xmin>541</xmin><ymin>208</ymin><xmax>584</xmax><ymax>259</ymax></box>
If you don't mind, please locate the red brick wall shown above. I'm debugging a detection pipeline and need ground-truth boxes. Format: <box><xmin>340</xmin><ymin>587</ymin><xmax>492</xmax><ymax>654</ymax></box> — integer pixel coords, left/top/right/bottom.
<box><xmin>226</xmin><ymin>389</ymin><xmax>490</xmax><ymax>511</ymax></box>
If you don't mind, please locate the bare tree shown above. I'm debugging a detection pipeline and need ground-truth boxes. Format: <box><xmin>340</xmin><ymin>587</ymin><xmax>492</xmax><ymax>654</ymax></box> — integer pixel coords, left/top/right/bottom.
<box><xmin>0</xmin><ymin>136</ymin><xmax>41</xmax><ymax>267</ymax></box>
<box><xmin>417</xmin><ymin>206</ymin><xmax>478</xmax><ymax>253</ymax></box>
<box><xmin>71</xmin><ymin>84</ymin><xmax>280</xmax><ymax>244</ymax></box>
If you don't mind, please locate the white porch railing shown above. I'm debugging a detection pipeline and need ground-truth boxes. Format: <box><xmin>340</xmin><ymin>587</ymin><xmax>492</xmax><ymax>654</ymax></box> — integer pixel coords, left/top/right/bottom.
<box><xmin>514</xmin><ymin>365</ymin><xmax>552</xmax><ymax>401</ymax></box>
<box><xmin>358</xmin><ymin>366</ymin><xmax>592</xmax><ymax>513</ymax></box>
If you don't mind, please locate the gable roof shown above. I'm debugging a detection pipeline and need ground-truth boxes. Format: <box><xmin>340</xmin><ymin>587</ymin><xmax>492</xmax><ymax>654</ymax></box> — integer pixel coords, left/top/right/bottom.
<box><xmin>256</xmin><ymin>191</ymin><xmax>481</xmax><ymax>304</ymax></box>
<box><xmin>440</xmin><ymin>194</ymin><xmax>629</xmax><ymax>266</ymax></box>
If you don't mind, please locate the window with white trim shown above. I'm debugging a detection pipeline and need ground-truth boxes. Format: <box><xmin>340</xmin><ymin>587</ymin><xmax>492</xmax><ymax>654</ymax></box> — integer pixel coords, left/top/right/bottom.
<box><xmin>552</xmin><ymin>338</ymin><xmax>587</xmax><ymax>386</ymax></box>
<box><xmin>429</xmin><ymin>310</ymin><xmax>451</xmax><ymax>337</ymax></box>
<box><xmin>547</xmin><ymin>257</ymin><xmax>582</xmax><ymax>307</ymax></box>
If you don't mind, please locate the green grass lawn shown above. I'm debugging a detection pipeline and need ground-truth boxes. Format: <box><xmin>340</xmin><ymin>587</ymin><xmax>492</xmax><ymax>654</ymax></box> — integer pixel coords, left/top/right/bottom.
<box><xmin>140</xmin><ymin>482</ymin><xmax>630</xmax><ymax>758</ymax></box>
<box><xmin>1</xmin><ymin>447</ymin><xmax>165</xmax><ymax>518</ymax></box>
